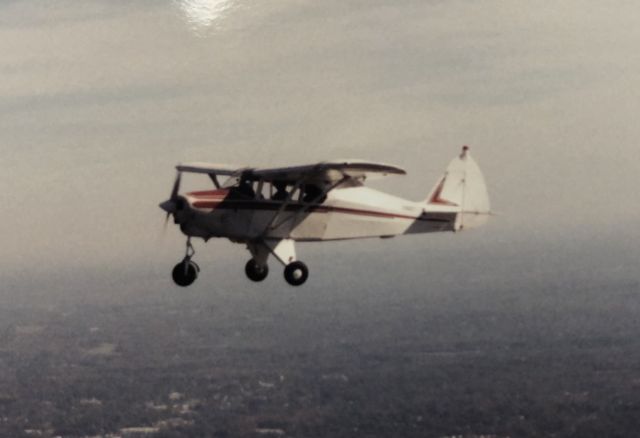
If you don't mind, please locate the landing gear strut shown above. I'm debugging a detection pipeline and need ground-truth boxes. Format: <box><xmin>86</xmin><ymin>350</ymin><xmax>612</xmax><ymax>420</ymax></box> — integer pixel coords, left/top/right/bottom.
<box><xmin>172</xmin><ymin>238</ymin><xmax>199</xmax><ymax>287</ymax></box>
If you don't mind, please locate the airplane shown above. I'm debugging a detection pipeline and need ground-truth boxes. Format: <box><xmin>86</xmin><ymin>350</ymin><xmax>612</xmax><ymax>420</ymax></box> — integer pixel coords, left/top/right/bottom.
<box><xmin>160</xmin><ymin>146</ymin><xmax>491</xmax><ymax>287</ymax></box>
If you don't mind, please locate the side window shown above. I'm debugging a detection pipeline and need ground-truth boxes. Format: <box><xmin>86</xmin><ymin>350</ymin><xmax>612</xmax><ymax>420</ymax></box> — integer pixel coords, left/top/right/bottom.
<box><xmin>254</xmin><ymin>180</ymin><xmax>269</xmax><ymax>200</ymax></box>
<box><xmin>222</xmin><ymin>176</ymin><xmax>240</xmax><ymax>188</ymax></box>
<box><xmin>268</xmin><ymin>182</ymin><xmax>326</xmax><ymax>203</ymax></box>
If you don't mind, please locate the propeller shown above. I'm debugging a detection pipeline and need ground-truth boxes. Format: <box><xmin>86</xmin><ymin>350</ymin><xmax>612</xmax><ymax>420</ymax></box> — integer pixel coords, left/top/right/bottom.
<box><xmin>163</xmin><ymin>209</ymin><xmax>171</xmax><ymax>231</ymax></box>
<box><xmin>159</xmin><ymin>170</ymin><xmax>182</xmax><ymax>230</ymax></box>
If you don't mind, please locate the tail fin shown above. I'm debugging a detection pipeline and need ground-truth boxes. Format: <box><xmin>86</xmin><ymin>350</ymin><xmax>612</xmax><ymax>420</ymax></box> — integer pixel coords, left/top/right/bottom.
<box><xmin>426</xmin><ymin>146</ymin><xmax>491</xmax><ymax>231</ymax></box>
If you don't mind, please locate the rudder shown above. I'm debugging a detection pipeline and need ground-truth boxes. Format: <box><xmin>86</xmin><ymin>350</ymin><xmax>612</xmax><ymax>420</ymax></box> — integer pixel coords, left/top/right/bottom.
<box><xmin>425</xmin><ymin>146</ymin><xmax>491</xmax><ymax>231</ymax></box>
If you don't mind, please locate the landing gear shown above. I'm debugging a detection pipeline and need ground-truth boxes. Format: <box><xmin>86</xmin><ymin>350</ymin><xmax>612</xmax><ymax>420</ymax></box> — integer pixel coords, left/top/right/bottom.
<box><xmin>172</xmin><ymin>260</ymin><xmax>199</xmax><ymax>287</ymax></box>
<box><xmin>172</xmin><ymin>238</ymin><xmax>199</xmax><ymax>287</ymax></box>
<box><xmin>247</xmin><ymin>239</ymin><xmax>309</xmax><ymax>286</ymax></box>
<box><xmin>245</xmin><ymin>259</ymin><xmax>269</xmax><ymax>282</ymax></box>
<box><xmin>284</xmin><ymin>261</ymin><xmax>309</xmax><ymax>286</ymax></box>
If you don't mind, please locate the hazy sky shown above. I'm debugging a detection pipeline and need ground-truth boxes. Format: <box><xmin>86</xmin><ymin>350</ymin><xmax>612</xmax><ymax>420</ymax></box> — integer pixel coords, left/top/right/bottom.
<box><xmin>2</xmin><ymin>0</ymin><xmax>639</xmax><ymax>280</ymax></box>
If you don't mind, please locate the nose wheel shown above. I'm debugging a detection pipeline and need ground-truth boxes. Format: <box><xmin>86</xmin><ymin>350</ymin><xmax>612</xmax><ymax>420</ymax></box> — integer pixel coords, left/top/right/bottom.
<box><xmin>172</xmin><ymin>260</ymin><xmax>199</xmax><ymax>287</ymax></box>
<box><xmin>172</xmin><ymin>238</ymin><xmax>199</xmax><ymax>287</ymax></box>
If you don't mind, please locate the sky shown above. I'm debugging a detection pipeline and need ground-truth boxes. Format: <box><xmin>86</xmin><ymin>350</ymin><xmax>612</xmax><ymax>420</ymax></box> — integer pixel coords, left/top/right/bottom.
<box><xmin>1</xmin><ymin>0</ymin><xmax>639</xmax><ymax>293</ymax></box>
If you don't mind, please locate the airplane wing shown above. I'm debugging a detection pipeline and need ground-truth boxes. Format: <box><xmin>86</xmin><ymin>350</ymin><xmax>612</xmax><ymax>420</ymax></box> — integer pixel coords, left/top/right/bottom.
<box><xmin>252</xmin><ymin>160</ymin><xmax>406</xmax><ymax>184</ymax></box>
<box><xmin>176</xmin><ymin>162</ymin><xmax>248</xmax><ymax>176</ymax></box>
<box><xmin>175</xmin><ymin>160</ymin><xmax>405</xmax><ymax>189</ymax></box>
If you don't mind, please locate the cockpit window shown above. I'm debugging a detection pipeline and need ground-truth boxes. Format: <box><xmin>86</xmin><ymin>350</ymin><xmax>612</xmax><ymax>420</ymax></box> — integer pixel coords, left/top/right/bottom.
<box><xmin>222</xmin><ymin>176</ymin><xmax>326</xmax><ymax>204</ymax></box>
<box><xmin>221</xmin><ymin>175</ymin><xmax>240</xmax><ymax>189</ymax></box>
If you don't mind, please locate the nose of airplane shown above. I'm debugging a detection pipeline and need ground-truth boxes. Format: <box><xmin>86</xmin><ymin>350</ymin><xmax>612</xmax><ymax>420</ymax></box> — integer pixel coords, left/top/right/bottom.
<box><xmin>159</xmin><ymin>199</ymin><xmax>176</xmax><ymax>214</ymax></box>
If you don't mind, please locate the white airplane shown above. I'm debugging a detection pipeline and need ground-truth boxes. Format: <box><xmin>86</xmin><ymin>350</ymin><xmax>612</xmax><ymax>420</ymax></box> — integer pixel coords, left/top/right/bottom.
<box><xmin>160</xmin><ymin>146</ymin><xmax>491</xmax><ymax>287</ymax></box>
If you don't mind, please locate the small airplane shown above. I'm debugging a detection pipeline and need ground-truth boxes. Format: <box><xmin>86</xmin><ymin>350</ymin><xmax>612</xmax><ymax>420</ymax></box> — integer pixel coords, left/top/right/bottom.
<box><xmin>160</xmin><ymin>146</ymin><xmax>491</xmax><ymax>287</ymax></box>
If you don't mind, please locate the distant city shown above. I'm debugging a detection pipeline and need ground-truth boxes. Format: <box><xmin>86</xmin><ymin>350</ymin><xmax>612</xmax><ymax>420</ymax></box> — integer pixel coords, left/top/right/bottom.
<box><xmin>1</xmin><ymin>244</ymin><xmax>638</xmax><ymax>437</ymax></box>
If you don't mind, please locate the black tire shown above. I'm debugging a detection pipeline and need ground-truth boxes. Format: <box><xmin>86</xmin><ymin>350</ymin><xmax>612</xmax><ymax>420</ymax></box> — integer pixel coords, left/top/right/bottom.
<box><xmin>284</xmin><ymin>261</ymin><xmax>309</xmax><ymax>286</ymax></box>
<box><xmin>245</xmin><ymin>260</ymin><xmax>269</xmax><ymax>282</ymax></box>
<box><xmin>172</xmin><ymin>260</ymin><xmax>198</xmax><ymax>287</ymax></box>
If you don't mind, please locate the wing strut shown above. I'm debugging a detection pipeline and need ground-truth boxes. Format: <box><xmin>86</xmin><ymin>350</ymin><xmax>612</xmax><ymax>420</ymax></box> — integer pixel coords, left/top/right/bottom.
<box><xmin>262</xmin><ymin>179</ymin><xmax>304</xmax><ymax>235</ymax></box>
<box><xmin>262</xmin><ymin>175</ymin><xmax>349</xmax><ymax>236</ymax></box>
<box><xmin>209</xmin><ymin>174</ymin><xmax>221</xmax><ymax>189</ymax></box>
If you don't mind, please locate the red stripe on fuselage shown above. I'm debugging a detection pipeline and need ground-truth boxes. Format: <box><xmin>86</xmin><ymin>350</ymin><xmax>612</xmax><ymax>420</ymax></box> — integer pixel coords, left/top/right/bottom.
<box><xmin>189</xmin><ymin>199</ymin><xmax>452</xmax><ymax>223</ymax></box>
<box><xmin>188</xmin><ymin>189</ymin><xmax>230</xmax><ymax>198</ymax></box>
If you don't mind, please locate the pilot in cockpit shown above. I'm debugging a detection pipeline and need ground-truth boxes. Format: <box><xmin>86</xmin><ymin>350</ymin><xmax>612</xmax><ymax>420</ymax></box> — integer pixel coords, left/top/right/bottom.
<box><xmin>272</xmin><ymin>181</ymin><xmax>289</xmax><ymax>201</ymax></box>
<box><xmin>227</xmin><ymin>174</ymin><xmax>256</xmax><ymax>199</ymax></box>
<box><xmin>237</xmin><ymin>178</ymin><xmax>255</xmax><ymax>198</ymax></box>
<box><xmin>303</xmin><ymin>184</ymin><xmax>326</xmax><ymax>203</ymax></box>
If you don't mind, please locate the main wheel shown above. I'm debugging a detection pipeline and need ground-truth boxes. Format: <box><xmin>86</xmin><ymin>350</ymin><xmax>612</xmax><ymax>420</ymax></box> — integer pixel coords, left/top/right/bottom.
<box><xmin>172</xmin><ymin>260</ymin><xmax>198</xmax><ymax>287</ymax></box>
<box><xmin>284</xmin><ymin>261</ymin><xmax>309</xmax><ymax>286</ymax></box>
<box><xmin>245</xmin><ymin>259</ymin><xmax>269</xmax><ymax>282</ymax></box>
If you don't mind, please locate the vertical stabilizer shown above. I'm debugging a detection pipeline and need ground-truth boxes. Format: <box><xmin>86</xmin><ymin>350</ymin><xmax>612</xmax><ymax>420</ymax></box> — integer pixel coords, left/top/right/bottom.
<box><xmin>426</xmin><ymin>146</ymin><xmax>491</xmax><ymax>230</ymax></box>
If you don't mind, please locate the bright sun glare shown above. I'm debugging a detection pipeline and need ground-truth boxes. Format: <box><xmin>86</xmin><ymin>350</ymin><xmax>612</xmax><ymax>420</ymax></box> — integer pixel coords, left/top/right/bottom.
<box><xmin>177</xmin><ymin>0</ymin><xmax>236</xmax><ymax>31</ymax></box>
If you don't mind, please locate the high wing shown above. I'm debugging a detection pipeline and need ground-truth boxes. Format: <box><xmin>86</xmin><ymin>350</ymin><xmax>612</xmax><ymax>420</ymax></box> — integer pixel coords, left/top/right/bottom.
<box><xmin>177</xmin><ymin>160</ymin><xmax>406</xmax><ymax>185</ymax></box>
<box><xmin>252</xmin><ymin>160</ymin><xmax>406</xmax><ymax>184</ymax></box>
<box><xmin>176</xmin><ymin>162</ymin><xmax>247</xmax><ymax>176</ymax></box>
<box><xmin>175</xmin><ymin>162</ymin><xmax>249</xmax><ymax>188</ymax></box>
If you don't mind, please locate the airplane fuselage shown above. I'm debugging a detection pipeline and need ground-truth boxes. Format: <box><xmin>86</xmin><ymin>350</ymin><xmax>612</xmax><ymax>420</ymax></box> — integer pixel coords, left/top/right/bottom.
<box><xmin>175</xmin><ymin>186</ymin><xmax>457</xmax><ymax>243</ymax></box>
